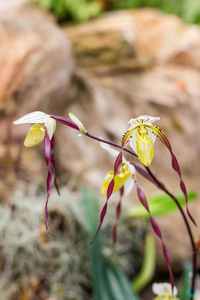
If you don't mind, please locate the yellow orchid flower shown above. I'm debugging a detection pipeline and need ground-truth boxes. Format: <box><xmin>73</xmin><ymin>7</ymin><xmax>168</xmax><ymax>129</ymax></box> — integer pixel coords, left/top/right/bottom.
<box><xmin>100</xmin><ymin>143</ymin><xmax>135</xmax><ymax>196</ymax></box>
<box><xmin>13</xmin><ymin>111</ymin><xmax>58</xmax><ymax>229</ymax></box>
<box><xmin>126</xmin><ymin>115</ymin><xmax>160</xmax><ymax>167</ymax></box>
<box><xmin>152</xmin><ymin>283</ymin><xmax>179</xmax><ymax>300</ymax></box>
<box><xmin>13</xmin><ymin>111</ymin><xmax>56</xmax><ymax>147</ymax></box>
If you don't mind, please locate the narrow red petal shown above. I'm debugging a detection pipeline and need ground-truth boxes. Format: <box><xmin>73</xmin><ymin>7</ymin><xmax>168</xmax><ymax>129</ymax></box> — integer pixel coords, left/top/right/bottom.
<box><xmin>136</xmin><ymin>181</ymin><xmax>174</xmax><ymax>291</ymax></box>
<box><xmin>50</xmin><ymin>136</ymin><xmax>60</xmax><ymax>195</ymax></box>
<box><xmin>113</xmin><ymin>187</ymin><xmax>124</xmax><ymax>244</ymax></box>
<box><xmin>151</xmin><ymin>125</ymin><xmax>196</xmax><ymax>226</ymax></box>
<box><xmin>90</xmin><ymin>151</ymin><xmax>123</xmax><ymax>244</ymax></box>
<box><xmin>44</xmin><ymin>132</ymin><xmax>52</xmax><ymax>229</ymax></box>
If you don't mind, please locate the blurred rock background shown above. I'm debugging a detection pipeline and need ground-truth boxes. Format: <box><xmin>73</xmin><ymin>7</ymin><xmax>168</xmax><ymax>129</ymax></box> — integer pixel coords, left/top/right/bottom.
<box><xmin>1</xmin><ymin>0</ymin><xmax>200</xmax><ymax>299</ymax></box>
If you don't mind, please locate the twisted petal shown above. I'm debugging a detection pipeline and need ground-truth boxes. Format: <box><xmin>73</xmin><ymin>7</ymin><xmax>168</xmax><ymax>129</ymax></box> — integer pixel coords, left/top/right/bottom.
<box><xmin>135</xmin><ymin>181</ymin><xmax>174</xmax><ymax>292</ymax></box>
<box><xmin>100</xmin><ymin>143</ymin><xmax>135</xmax><ymax>196</ymax></box>
<box><xmin>44</xmin><ymin>132</ymin><xmax>52</xmax><ymax>229</ymax></box>
<box><xmin>90</xmin><ymin>151</ymin><xmax>123</xmax><ymax>244</ymax></box>
<box><xmin>50</xmin><ymin>136</ymin><xmax>60</xmax><ymax>195</ymax></box>
<box><xmin>101</xmin><ymin>168</ymin><xmax>131</xmax><ymax>196</ymax></box>
<box><xmin>113</xmin><ymin>187</ymin><xmax>124</xmax><ymax>243</ymax></box>
<box><xmin>148</xmin><ymin>124</ymin><xmax>196</xmax><ymax>226</ymax></box>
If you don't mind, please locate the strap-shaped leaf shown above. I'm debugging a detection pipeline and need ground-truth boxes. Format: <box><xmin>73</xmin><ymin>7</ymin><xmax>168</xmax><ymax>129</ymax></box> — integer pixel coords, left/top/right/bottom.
<box><xmin>149</xmin><ymin>125</ymin><xmax>196</xmax><ymax>226</ymax></box>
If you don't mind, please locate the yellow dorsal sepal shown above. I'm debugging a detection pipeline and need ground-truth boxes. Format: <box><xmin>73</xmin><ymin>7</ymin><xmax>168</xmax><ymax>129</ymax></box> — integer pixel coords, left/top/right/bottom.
<box><xmin>24</xmin><ymin>124</ymin><xmax>45</xmax><ymax>147</ymax></box>
<box><xmin>101</xmin><ymin>164</ymin><xmax>131</xmax><ymax>196</ymax></box>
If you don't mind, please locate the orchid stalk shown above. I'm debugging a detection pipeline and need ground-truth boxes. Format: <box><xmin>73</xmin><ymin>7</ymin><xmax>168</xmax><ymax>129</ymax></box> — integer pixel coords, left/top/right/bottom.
<box><xmin>14</xmin><ymin>112</ymin><xmax>197</xmax><ymax>300</ymax></box>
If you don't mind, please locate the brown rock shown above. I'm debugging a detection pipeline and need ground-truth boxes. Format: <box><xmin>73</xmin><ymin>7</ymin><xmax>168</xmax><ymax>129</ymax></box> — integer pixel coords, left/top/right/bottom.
<box><xmin>65</xmin><ymin>11</ymin><xmax>141</xmax><ymax>72</ymax></box>
<box><xmin>0</xmin><ymin>0</ymin><xmax>74</xmax><ymax>199</ymax></box>
<box><xmin>66</xmin><ymin>9</ymin><xmax>200</xmax><ymax>71</ymax></box>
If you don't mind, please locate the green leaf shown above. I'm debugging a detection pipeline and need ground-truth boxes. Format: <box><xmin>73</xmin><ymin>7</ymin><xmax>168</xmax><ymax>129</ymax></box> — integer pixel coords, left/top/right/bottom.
<box><xmin>81</xmin><ymin>188</ymin><xmax>141</xmax><ymax>300</ymax></box>
<box><xmin>178</xmin><ymin>261</ymin><xmax>192</xmax><ymax>300</ymax></box>
<box><xmin>104</xmin><ymin>261</ymin><xmax>141</xmax><ymax>300</ymax></box>
<box><xmin>82</xmin><ymin>188</ymin><xmax>110</xmax><ymax>300</ymax></box>
<box><xmin>127</xmin><ymin>190</ymin><xmax>197</xmax><ymax>218</ymax></box>
<box><xmin>132</xmin><ymin>234</ymin><xmax>156</xmax><ymax>292</ymax></box>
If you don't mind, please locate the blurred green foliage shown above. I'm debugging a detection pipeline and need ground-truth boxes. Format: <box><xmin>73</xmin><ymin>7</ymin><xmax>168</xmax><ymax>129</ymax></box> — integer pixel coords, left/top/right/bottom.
<box><xmin>33</xmin><ymin>0</ymin><xmax>200</xmax><ymax>23</ymax></box>
<box><xmin>178</xmin><ymin>261</ymin><xmax>193</xmax><ymax>300</ymax></box>
<box><xmin>33</xmin><ymin>0</ymin><xmax>102</xmax><ymax>22</ymax></box>
<box><xmin>127</xmin><ymin>190</ymin><xmax>198</xmax><ymax>219</ymax></box>
<box><xmin>111</xmin><ymin>0</ymin><xmax>200</xmax><ymax>24</ymax></box>
<box><xmin>82</xmin><ymin>188</ymin><xmax>142</xmax><ymax>300</ymax></box>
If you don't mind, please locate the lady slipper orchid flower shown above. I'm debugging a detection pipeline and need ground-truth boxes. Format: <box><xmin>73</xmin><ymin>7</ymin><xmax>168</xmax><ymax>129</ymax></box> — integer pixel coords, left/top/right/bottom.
<box><xmin>122</xmin><ymin>115</ymin><xmax>196</xmax><ymax>226</ymax></box>
<box><xmin>100</xmin><ymin>142</ymin><xmax>135</xmax><ymax>197</ymax></box>
<box><xmin>91</xmin><ymin>143</ymin><xmax>136</xmax><ymax>243</ymax></box>
<box><xmin>13</xmin><ymin>111</ymin><xmax>59</xmax><ymax>229</ymax></box>
<box><xmin>127</xmin><ymin>115</ymin><xmax>160</xmax><ymax>167</ymax></box>
<box><xmin>152</xmin><ymin>283</ymin><xmax>179</xmax><ymax>300</ymax></box>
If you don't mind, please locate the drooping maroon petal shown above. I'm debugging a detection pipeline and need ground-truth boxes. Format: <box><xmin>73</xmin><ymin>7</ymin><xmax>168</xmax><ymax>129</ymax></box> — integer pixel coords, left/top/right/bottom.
<box><xmin>44</xmin><ymin>132</ymin><xmax>52</xmax><ymax>229</ymax></box>
<box><xmin>135</xmin><ymin>180</ymin><xmax>174</xmax><ymax>292</ymax></box>
<box><xmin>90</xmin><ymin>151</ymin><xmax>123</xmax><ymax>244</ymax></box>
<box><xmin>150</xmin><ymin>125</ymin><xmax>196</xmax><ymax>226</ymax></box>
<box><xmin>113</xmin><ymin>187</ymin><xmax>124</xmax><ymax>244</ymax></box>
<box><xmin>50</xmin><ymin>136</ymin><xmax>60</xmax><ymax>195</ymax></box>
<box><xmin>129</xmin><ymin>161</ymin><xmax>161</xmax><ymax>188</ymax></box>
<box><xmin>50</xmin><ymin>115</ymin><xmax>79</xmax><ymax>131</ymax></box>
